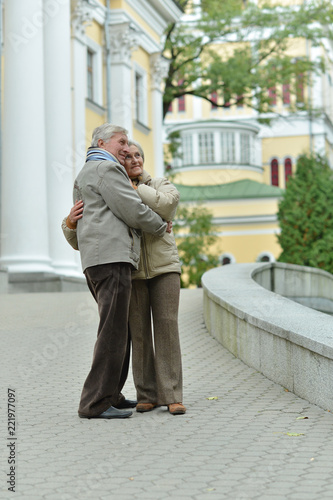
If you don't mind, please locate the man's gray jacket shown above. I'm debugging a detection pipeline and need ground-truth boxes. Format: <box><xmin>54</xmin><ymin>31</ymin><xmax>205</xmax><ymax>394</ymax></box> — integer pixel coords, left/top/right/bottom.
<box><xmin>73</xmin><ymin>159</ymin><xmax>167</xmax><ymax>273</ymax></box>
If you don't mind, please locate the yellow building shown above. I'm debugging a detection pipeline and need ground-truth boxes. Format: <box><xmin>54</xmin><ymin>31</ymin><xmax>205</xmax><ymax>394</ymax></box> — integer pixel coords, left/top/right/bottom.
<box><xmin>164</xmin><ymin>2</ymin><xmax>333</xmax><ymax>265</ymax></box>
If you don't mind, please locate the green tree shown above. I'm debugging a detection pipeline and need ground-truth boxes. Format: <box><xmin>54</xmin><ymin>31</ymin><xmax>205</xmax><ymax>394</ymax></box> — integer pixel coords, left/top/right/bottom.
<box><xmin>173</xmin><ymin>203</ymin><xmax>220</xmax><ymax>287</ymax></box>
<box><xmin>277</xmin><ymin>153</ymin><xmax>333</xmax><ymax>273</ymax></box>
<box><xmin>162</xmin><ymin>0</ymin><xmax>333</xmax><ymax>118</ymax></box>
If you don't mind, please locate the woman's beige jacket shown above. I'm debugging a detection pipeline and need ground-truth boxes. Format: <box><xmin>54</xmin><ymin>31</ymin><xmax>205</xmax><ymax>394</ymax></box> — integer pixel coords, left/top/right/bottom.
<box><xmin>62</xmin><ymin>170</ymin><xmax>181</xmax><ymax>279</ymax></box>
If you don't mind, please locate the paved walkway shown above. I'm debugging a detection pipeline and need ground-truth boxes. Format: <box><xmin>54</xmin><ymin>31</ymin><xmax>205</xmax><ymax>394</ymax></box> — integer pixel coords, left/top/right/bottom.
<box><xmin>1</xmin><ymin>289</ymin><xmax>333</xmax><ymax>500</ymax></box>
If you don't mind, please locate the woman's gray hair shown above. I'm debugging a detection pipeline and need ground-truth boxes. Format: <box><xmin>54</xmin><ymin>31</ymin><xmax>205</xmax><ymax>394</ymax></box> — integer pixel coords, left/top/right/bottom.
<box><xmin>91</xmin><ymin>123</ymin><xmax>128</xmax><ymax>147</ymax></box>
<box><xmin>128</xmin><ymin>140</ymin><xmax>145</xmax><ymax>162</ymax></box>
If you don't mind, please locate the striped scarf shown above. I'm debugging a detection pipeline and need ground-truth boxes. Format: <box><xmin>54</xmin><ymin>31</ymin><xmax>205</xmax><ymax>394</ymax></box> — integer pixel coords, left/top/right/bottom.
<box><xmin>86</xmin><ymin>147</ymin><xmax>119</xmax><ymax>163</ymax></box>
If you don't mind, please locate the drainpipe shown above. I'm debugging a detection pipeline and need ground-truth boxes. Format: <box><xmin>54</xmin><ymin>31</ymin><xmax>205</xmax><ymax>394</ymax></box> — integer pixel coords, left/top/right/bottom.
<box><xmin>0</xmin><ymin>0</ymin><xmax>3</xmax><ymax>256</ymax></box>
<box><xmin>105</xmin><ymin>0</ymin><xmax>112</xmax><ymax>122</ymax></box>
<box><xmin>306</xmin><ymin>38</ymin><xmax>313</xmax><ymax>153</ymax></box>
<box><xmin>303</xmin><ymin>0</ymin><xmax>314</xmax><ymax>154</ymax></box>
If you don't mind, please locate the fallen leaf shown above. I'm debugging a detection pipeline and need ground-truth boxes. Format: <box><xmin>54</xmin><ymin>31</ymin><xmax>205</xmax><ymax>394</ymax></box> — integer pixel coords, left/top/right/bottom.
<box><xmin>296</xmin><ymin>416</ymin><xmax>309</xmax><ymax>420</ymax></box>
<box><xmin>206</xmin><ymin>396</ymin><xmax>218</xmax><ymax>400</ymax></box>
<box><xmin>129</xmin><ymin>477</ymin><xmax>134</xmax><ymax>481</ymax></box>
<box><xmin>207</xmin><ymin>488</ymin><xmax>215</xmax><ymax>491</ymax></box>
<box><xmin>285</xmin><ymin>432</ymin><xmax>304</xmax><ymax>437</ymax></box>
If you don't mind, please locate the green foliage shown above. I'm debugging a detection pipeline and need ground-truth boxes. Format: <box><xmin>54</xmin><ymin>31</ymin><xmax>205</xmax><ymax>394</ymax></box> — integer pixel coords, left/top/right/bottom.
<box><xmin>164</xmin><ymin>131</ymin><xmax>182</xmax><ymax>175</ymax></box>
<box><xmin>162</xmin><ymin>0</ymin><xmax>333</xmax><ymax>118</ymax></box>
<box><xmin>173</xmin><ymin>203</ymin><xmax>220</xmax><ymax>287</ymax></box>
<box><xmin>277</xmin><ymin>153</ymin><xmax>333</xmax><ymax>273</ymax></box>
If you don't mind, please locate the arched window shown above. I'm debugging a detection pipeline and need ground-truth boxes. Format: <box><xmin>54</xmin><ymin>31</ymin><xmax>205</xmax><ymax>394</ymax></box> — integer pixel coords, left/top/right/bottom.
<box><xmin>256</xmin><ymin>252</ymin><xmax>275</xmax><ymax>263</ymax></box>
<box><xmin>220</xmin><ymin>253</ymin><xmax>235</xmax><ymax>266</ymax></box>
<box><xmin>284</xmin><ymin>157</ymin><xmax>292</xmax><ymax>185</ymax></box>
<box><xmin>271</xmin><ymin>158</ymin><xmax>279</xmax><ymax>186</ymax></box>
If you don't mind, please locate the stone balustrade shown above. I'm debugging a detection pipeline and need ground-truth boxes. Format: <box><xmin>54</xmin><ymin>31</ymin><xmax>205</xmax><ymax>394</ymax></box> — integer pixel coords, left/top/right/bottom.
<box><xmin>202</xmin><ymin>262</ymin><xmax>333</xmax><ymax>412</ymax></box>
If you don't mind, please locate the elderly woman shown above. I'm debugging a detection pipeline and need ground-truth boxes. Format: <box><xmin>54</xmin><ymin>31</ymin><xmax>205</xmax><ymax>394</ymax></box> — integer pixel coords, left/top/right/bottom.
<box><xmin>62</xmin><ymin>140</ymin><xmax>186</xmax><ymax>415</ymax></box>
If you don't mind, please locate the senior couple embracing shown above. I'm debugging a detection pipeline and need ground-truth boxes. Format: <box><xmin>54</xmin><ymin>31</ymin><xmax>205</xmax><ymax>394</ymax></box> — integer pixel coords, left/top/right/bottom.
<box><xmin>62</xmin><ymin>123</ymin><xmax>186</xmax><ymax>419</ymax></box>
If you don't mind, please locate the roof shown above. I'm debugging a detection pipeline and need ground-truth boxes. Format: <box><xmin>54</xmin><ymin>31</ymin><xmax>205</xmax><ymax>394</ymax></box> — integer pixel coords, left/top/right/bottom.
<box><xmin>174</xmin><ymin>179</ymin><xmax>284</xmax><ymax>202</ymax></box>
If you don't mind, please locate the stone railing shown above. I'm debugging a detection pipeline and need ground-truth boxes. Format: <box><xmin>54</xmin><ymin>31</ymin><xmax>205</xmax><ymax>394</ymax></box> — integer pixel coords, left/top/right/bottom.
<box><xmin>201</xmin><ymin>262</ymin><xmax>333</xmax><ymax>412</ymax></box>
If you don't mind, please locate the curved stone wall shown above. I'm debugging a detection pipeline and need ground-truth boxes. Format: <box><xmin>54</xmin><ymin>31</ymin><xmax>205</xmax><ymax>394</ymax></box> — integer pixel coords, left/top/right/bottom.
<box><xmin>202</xmin><ymin>262</ymin><xmax>333</xmax><ymax>412</ymax></box>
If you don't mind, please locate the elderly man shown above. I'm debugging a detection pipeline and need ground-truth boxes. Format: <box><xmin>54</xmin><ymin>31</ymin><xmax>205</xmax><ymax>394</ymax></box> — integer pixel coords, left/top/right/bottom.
<box><xmin>71</xmin><ymin>123</ymin><xmax>167</xmax><ymax>419</ymax></box>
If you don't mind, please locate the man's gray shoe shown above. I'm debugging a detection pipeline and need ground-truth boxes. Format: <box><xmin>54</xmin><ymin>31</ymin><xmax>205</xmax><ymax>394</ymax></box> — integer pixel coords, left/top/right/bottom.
<box><xmin>79</xmin><ymin>406</ymin><xmax>133</xmax><ymax>419</ymax></box>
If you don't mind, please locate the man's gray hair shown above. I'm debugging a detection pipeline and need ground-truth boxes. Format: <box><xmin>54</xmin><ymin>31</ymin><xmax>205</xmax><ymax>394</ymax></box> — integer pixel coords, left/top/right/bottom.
<box><xmin>91</xmin><ymin>123</ymin><xmax>128</xmax><ymax>147</ymax></box>
<box><xmin>128</xmin><ymin>140</ymin><xmax>145</xmax><ymax>162</ymax></box>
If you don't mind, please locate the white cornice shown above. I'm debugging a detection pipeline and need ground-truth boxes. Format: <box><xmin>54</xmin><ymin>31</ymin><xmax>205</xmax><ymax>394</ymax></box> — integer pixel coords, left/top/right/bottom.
<box><xmin>166</xmin><ymin>119</ymin><xmax>260</xmax><ymax>135</ymax></box>
<box><xmin>109</xmin><ymin>10</ymin><xmax>162</xmax><ymax>54</ymax></box>
<box><xmin>87</xmin><ymin>0</ymin><xmax>106</xmax><ymax>25</ymax></box>
<box><xmin>214</xmin><ymin>214</ymin><xmax>278</xmax><ymax>226</ymax></box>
<box><xmin>217</xmin><ymin>228</ymin><xmax>281</xmax><ymax>237</ymax></box>
<box><xmin>171</xmin><ymin>164</ymin><xmax>264</xmax><ymax>174</ymax></box>
<box><xmin>125</xmin><ymin>0</ymin><xmax>182</xmax><ymax>35</ymax></box>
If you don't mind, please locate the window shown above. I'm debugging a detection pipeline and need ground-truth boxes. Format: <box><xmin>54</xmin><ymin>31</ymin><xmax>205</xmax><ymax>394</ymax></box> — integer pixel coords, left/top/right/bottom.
<box><xmin>268</xmin><ymin>86</ymin><xmax>277</xmax><ymax>106</ymax></box>
<box><xmin>257</xmin><ymin>252</ymin><xmax>275</xmax><ymax>263</ymax></box>
<box><xmin>178</xmin><ymin>95</ymin><xmax>185</xmax><ymax>112</ymax></box>
<box><xmin>220</xmin><ymin>132</ymin><xmax>235</xmax><ymax>163</ymax></box>
<box><xmin>87</xmin><ymin>49</ymin><xmax>94</xmax><ymax>101</ymax></box>
<box><xmin>168</xmin><ymin>102</ymin><xmax>173</xmax><ymax>113</ymax></box>
<box><xmin>282</xmin><ymin>83</ymin><xmax>290</xmax><ymax>105</ymax></box>
<box><xmin>211</xmin><ymin>91</ymin><xmax>218</xmax><ymax>110</ymax></box>
<box><xmin>134</xmin><ymin>67</ymin><xmax>148</xmax><ymax>126</ymax></box>
<box><xmin>85</xmin><ymin>41</ymin><xmax>103</xmax><ymax>106</ymax></box>
<box><xmin>199</xmin><ymin>133</ymin><xmax>214</xmax><ymax>164</ymax></box>
<box><xmin>284</xmin><ymin>158</ymin><xmax>292</xmax><ymax>185</ymax></box>
<box><xmin>240</xmin><ymin>133</ymin><xmax>250</xmax><ymax>164</ymax></box>
<box><xmin>220</xmin><ymin>253</ymin><xmax>235</xmax><ymax>265</ymax></box>
<box><xmin>296</xmin><ymin>73</ymin><xmax>304</xmax><ymax>104</ymax></box>
<box><xmin>182</xmin><ymin>135</ymin><xmax>193</xmax><ymax>165</ymax></box>
<box><xmin>135</xmin><ymin>73</ymin><xmax>144</xmax><ymax>123</ymax></box>
<box><xmin>178</xmin><ymin>79</ymin><xmax>185</xmax><ymax>112</ymax></box>
<box><xmin>271</xmin><ymin>158</ymin><xmax>279</xmax><ymax>186</ymax></box>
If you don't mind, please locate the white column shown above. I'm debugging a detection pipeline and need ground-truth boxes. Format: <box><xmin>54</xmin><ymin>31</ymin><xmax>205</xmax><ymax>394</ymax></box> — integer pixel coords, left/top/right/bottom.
<box><xmin>44</xmin><ymin>0</ymin><xmax>80</xmax><ymax>276</ymax></box>
<box><xmin>0</xmin><ymin>0</ymin><xmax>51</xmax><ymax>273</ymax></box>
<box><xmin>71</xmin><ymin>1</ymin><xmax>94</xmax><ymax>177</ymax></box>
<box><xmin>108</xmin><ymin>22</ymin><xmax>138</xmax><ymax>135</ymax></box>
<box><xmin>150</xmin><ymin>53</ymin><xmax>169</xmax><ymax>177</ymax></box>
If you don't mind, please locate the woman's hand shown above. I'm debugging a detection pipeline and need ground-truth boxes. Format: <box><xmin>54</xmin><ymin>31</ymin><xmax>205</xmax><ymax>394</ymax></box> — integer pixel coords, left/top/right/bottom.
<box><xmin>69</xmin><ymin>200</ymin><xmax>84</xmax><ymax>224</ymax></box>
<box><xmin>166</xmin><ymin>221</ymin><xmax>173</xmax><ymax>234</ymax></box>
<box><xmin>66</xmin><ymin>200</ymin><xmax>84</xmax><ymax>229</ymax></box>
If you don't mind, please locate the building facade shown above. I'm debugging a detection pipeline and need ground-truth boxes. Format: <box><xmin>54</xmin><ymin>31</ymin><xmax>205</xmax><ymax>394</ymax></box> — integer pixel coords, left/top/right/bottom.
<box><xmin>164</xmin><ymin>1</ymin><xmax>333</xmax><ymax>265</ymax></box>
<box><xmin>0</xmin><ymin>0</ymin><xmax>182</xmax><ymax>292</ymax></box>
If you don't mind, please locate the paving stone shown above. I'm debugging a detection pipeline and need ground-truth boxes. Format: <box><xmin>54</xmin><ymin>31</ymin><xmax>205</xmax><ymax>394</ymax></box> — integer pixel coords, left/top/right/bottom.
<box><xmin>1</xmin><ymin>289</ymin><xmax>333</xmax><ymax>500</ymax></box>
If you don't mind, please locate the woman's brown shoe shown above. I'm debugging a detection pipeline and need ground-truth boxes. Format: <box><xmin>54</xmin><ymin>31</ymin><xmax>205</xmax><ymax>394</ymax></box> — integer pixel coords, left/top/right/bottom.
<box><xmin>168</xmin><ymin>403</ymin><xmax>186</xmax><ymax>415</ymax></box>
<box><xmin>136</xmin><ymin>403</ymin><xmax>157</xmax><ymax>413</ymax></box>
